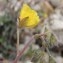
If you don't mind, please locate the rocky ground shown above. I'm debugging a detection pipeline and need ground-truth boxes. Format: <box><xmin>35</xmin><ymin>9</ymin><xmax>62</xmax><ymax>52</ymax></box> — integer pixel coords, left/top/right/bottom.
<box><xmin>0</xmin><ymin>0</ymin><xmax>63</xmax><ymax>63</ymax></box>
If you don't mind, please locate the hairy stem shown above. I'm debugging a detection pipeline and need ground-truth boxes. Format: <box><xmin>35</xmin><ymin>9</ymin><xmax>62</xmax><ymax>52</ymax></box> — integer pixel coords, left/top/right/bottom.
<box><xmin>16</xmin><ymin>19</ymin><xmax>20</xmax><ymax>63</ymax></box>
<box><xmin>13</xmin><ymin>33</ymin><xmax>45</xmax><ymax>63</ymax></box>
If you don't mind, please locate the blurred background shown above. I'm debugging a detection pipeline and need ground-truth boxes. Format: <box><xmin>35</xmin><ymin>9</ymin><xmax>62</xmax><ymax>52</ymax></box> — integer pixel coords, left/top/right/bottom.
<box><xmin>0</xmin><ymin>0</ymin><xmax>63</xmax><ymax>63</ymax></box>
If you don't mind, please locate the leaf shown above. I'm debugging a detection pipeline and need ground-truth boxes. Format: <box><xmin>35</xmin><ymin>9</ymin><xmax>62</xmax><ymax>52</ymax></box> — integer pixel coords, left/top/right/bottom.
<box><xmin>0</xmin><ymin>36</ymin><xmax>5</xmax><ymax>43</ymax></box>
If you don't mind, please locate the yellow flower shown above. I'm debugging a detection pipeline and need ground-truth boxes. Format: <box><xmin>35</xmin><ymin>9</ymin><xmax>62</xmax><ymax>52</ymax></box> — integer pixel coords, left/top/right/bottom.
<box><xmin>19</xmin><ymin>4</ymin><xmax>40</xmax><ymax>28</ymax></box>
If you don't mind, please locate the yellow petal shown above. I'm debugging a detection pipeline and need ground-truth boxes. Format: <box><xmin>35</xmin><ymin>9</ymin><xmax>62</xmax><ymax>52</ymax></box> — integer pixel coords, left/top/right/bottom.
<box><xmin>19</xmin><ymin>4</ymin><xmax>40</xmax><ymax>28</ymax></box>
